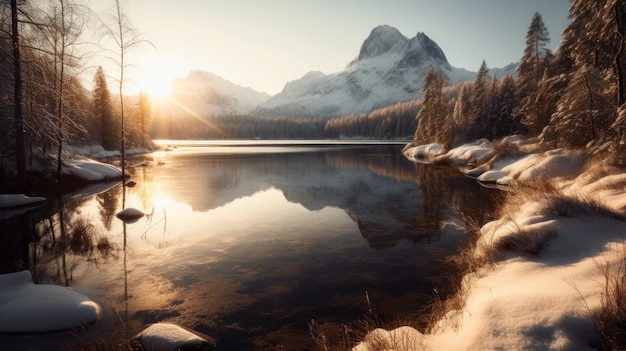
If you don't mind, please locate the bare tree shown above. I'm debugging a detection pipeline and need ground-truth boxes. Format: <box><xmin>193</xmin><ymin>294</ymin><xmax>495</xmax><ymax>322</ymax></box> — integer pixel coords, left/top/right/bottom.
<box><xmin>38</xmin><ymin>0</ymin><xmax>89</xmax><ymax>181</ymax></box>
<box><xmin>10</xmin><ymin>0</ymin><xmax>26</xmax><ymax>190</ymax></box>
<box><xmin>99</xmin><ymin>0</ymin><xmax>151</xmax><ymax>182</ymax></box>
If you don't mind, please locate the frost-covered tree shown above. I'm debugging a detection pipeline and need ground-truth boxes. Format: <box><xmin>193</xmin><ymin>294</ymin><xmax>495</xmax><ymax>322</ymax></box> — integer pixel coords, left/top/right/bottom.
<box><xmin>451</xmin><ymin>82</ymin><xmax>472</xmax><ymax>144</ymax></box>
<box><xmin>414</xmin><ymin>67</ymin><xmax>450</xmax><ymax>147</ymax></box>
<box><xmin>469</xmin><ymin>60</ymin><xmax>489</xmax><ymax>138</ymax></box>
<box><xmin>93</xmin><ymin>66</ymin><xmax>117</xmax><ymax>150</ymax></box>
<box><xmin>487</xmin><ymin>74</ymin><xmax>519</xmax><ymax>139</ymax></box>
<box><xmin>515</xmin><ymin>12</ymin><xmax>551</xmax><ymax>135</ymax></box>
<box><xmin>542</xmin><ymin>65</ymin><xmax>613</xmax><ymax>148</ymax></box>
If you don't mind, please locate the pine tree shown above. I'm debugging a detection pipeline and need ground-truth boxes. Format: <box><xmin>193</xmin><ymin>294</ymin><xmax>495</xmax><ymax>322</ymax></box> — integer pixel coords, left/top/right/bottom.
<box><xmin>470</xmin><ymin>60</ymin><xmax>489</xmax><ymax>138</ymax></box>
<box><xmin>414</xmin><ymin>67</ymin><xmax>450</xmax><ymax>147</ymax></box>
<box><xmin>515</xmin><ymin>12</ymin><xmax>551</xmax><ymax>135</ymax></box>
<box><xmin>544</xmin><ymin>65</ymin><xmax>613</xmax><ymax>148</ymax></box>
<box><xmin>93</xmin><ymin>66</ymin><xmax>116</xmax><ymax>150</ymax></box>
<box><xmin>486</xmin><ymin>74</ymin><xmax>519</xmax><ymax>139</ymax></box>
<box><xmin>451</xmin><ymin>82</ymin><xmax>472</xmax><ymax>144</ymax></box>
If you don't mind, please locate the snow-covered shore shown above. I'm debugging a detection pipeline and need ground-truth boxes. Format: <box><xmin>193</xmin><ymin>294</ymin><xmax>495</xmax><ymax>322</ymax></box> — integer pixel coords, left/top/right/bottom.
<box><xmin>356</xmin><ymin>137</ymin><xmax>626</xmax><ymax>350</ymax></box>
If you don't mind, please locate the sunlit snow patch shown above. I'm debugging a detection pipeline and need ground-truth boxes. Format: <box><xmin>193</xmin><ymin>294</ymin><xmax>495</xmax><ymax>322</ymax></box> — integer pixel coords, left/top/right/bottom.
<box><xmin>62</xmin><ymin>157</ymin><xmax>123</xmax><ymax>181</ymax></box>
<box><xmin>0</xmin><ymin>270</ymin><xmax>101</xmax><ymax>332</ymax></box>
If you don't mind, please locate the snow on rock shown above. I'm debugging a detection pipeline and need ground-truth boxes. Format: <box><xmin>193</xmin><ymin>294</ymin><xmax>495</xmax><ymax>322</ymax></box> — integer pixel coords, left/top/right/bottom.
<box><xmin>0</xmin><ymin>194</ymin><xmax>46</xmax><ymax>209</ymax></box>
<box><xmin>116</xmin><ymin>207</ymin><xmax>145</xmax><ymax>223</ymax></box>
<box><xmin>476</xmin><ymin>170</ymin><xmax>508</xmax><ymax>184</ymax></box>
<box><xmin>62</xmin><ymin>157</ymin><xmax>123</xmax><ymax>182</ymax></box>
<box><xmin>442</xmin><ymin>139</ymin><xmax>495</xmax><ymax>167</ymax></box>
<box><xmin>403</xmin><ymin>143</ymin><xmax>443</xmax><ymax>162</ymax></box>
<box><xmin>0</xmin><ymin>270</ymin><xmax>101</xmax><ymax>332</ymax></box>
<box><xmin>137</xmin><ymin>323</ymin><xmax>213</xmax><ymax>351</ymax></box>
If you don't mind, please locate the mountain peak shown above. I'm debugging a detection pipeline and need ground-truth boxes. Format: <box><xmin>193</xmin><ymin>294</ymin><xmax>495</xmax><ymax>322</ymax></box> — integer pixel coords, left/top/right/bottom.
<box><xmin>256</xmin><ymin>26</ymin><xmax>484</xmax><ymax>118</ymax></box>
<box><xmin>357</xmin><ymin>25</ymin><xmax>408</xmax><ymax>61</ymax></box>
<box><xmin>414</xmin><ymin>32</ymin><xmax>449</xmax><ymax>66</ymax></box>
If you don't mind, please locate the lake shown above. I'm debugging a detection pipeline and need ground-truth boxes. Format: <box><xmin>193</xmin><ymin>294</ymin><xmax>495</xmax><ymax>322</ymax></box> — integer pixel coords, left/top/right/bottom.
<box><xmin>0</xmin><ymin>141</ymin><xmax>498</xmax><ymax>350</ymax></box>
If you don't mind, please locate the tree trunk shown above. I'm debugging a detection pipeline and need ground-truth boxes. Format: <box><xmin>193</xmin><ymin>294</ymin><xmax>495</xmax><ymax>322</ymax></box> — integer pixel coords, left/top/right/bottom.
<box><xmin>11</xmin><ymin>0</ymin><xmax>26</xmax><ymax>191</ymax></box>
<box><xmin>615</xmin><ymin>1</ymin><xmax>626</xmax><ymax>106</ymax></box>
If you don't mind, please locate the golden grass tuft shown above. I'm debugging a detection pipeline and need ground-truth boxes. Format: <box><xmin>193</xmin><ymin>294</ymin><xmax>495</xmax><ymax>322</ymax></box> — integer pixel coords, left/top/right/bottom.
<box><xmin>595</xmin><ymin>244</ymin><xmax>626</xmax><ymax>351</ymax></box>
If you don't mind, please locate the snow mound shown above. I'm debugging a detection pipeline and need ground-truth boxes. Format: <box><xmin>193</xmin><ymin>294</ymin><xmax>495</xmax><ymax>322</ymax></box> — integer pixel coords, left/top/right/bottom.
<box><xmin>403</xmin><ymin>143</ymin><xmax>443</xmax><ymax>162</ymax></box>
<box><xmin>502</xmin><ymin>150</ymin><xmax>585</xmax><ymax>183</ymax></box>
<box><xmin>0</xmin><ymin>270</ymin><xmax>101</xmax><ymax>332</ymax></box>
<box><xmin>62</xmin><ymin>157</ymin><xmax>123</xmax><ymax>181</ymax></box>
<box><xmin>443</xmin><ymin>139</ymin><xmax>495</xmax><ymax>166</ymax></box>
<box><xmin>137</xmin><ymin>323</ymin><xmax>212</xmax><ymax>351</ymax></box>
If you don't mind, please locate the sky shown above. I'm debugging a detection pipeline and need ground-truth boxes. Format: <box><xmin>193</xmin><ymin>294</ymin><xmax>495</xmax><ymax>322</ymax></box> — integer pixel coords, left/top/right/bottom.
<box><xmin>93</xmin><ymin>0</ymin><xmax>571</xmax><ymax>96</ymax></box>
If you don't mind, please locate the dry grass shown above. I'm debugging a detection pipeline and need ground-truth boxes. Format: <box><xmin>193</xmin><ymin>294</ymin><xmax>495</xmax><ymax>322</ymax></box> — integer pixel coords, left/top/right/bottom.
<box><xmin>356</xmin><ymin>326</ymin><xmax>425</xmax><ymax>351</ymax></box>
<box><xmin>595</xmin><ymin>245</ymin><xmax>626</xmax><ymax>351</ymax></box>
<box><xmin>69</xmin><ymin>315</ymin><xmax>143</xmax><ymax>351</ymax></box>
<box><xmin>426</xmin><ymin>182</ymin><xmax>624</xmax><ymax>335</ymax></box>
<box><xmin>424</xmin><ymin>215</ymin><xmax>491</xmax><ymax>333</ymax></box>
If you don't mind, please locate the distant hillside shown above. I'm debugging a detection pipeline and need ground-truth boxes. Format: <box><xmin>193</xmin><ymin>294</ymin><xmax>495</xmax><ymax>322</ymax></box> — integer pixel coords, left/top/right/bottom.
<box><xmin>168</xmin><ymin>70</ymin><xmax>271</xmax><ymax>115</ymax></box>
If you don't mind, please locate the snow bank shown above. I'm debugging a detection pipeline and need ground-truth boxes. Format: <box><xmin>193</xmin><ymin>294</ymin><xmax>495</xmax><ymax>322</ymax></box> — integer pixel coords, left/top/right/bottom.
<box><xmin>403</xmin><ymin>143</ymin><xmax>443</xmax><ymax>162</ymax></box>
<box><xmin>65</xmin><ymin>144</ymin><xmax>121</xmax><ymax>159</ymax></box>
<box><xmin>0</xmin><ymin>270</ymin><xmax>101</xmax><ymax>332</ymax></box>
<box><xmin>62</xmin><ymin>157</ymin><xmax>123</xmax><ymax>181</ymax></box>
<box><xmin>442</xmin><ymin>139</ymin><xmax>495</xmax><ymax>167</ymax></box>
<box><xmin>356</xmin><ymin>137</ymin><xmax>626</xmax><ymax>350</ymax></box>
<box><xmin>356</xmin><ymin>201</ymin><xmax>624</xmax><ymax>351</ymax></box>
<box><xmin>65</xmin><ymin>144</ymin><xmax>147</xmax><ymax>159</ymax></box>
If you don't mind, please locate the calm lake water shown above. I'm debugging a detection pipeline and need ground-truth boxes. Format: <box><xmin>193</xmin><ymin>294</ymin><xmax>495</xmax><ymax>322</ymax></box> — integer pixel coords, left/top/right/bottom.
<box><xmin>0</xmin><ymin>141</ymin><xmax>498</xmax><ymax>350</ymax></box>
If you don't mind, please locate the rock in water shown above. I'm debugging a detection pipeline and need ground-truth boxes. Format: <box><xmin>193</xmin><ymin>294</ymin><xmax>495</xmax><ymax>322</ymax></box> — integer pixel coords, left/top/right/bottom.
<box><xmin>115</xmin><ymin>207</ymin><xmax>145</xmax><ymax>223</ymax></box>
<box><xmin>137</xmin><ymin>323</ymin><xmax>215</xmax><ymax>351</ymax></box>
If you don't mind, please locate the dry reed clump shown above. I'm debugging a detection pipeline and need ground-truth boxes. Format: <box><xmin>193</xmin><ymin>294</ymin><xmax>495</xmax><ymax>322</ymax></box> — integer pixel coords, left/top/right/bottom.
<box><xmin>491</xmin><ymin>138</ymin><xmax>521</xmax><ymax>156</ymax></box>
<box><xmin>69</xmin><ymin>314</ymin><xmax>143</xmax><ymax>351</ymax></box>
<box><xmin>423</xmin><ymin>215</ymin><xmax>492</xmax><ymax>334</ymax></box>
<box><xmin>356</xmin><ymin>326</ymin><xmax>425</xmax><ymax>351</ymax></box>
<box><xmin>594</xmin><ymin>245</ymin><xmax>626</xmax><ymax>351</ymax></box>
<box><xmin>427</xmin><ymin>182</ymin><xmax>625</xmax><ymax>335</ymax></box>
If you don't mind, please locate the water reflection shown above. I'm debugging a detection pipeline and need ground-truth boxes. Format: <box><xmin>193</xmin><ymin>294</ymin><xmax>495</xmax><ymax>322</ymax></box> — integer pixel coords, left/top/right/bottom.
<box><xmin>0</xmin><ymin>144</ymin><xmax>498</xmax><ymax>350</ymax></box>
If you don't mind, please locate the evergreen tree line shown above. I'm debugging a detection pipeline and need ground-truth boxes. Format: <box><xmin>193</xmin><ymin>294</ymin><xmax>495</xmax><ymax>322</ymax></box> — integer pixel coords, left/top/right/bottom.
<box><xmin>150</xmin><ymin>98</ymin><xmax>419</xmax><ymax>140</ymax></box>
<box><xmin>414</xmin><ymin>0</ymin><xmax>626</xmax><ymax>164</ymax></box>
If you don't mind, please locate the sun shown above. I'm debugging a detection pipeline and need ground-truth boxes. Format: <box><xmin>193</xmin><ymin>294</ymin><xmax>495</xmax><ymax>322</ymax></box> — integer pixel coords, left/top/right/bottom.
<box><xmin>133</xmin><ymin>57</ymin><xmax>178</xmax><ymax>98</ymax></box>
<box><xmin>135</xmin><ymin>68</ymin><xmax>172</xmax><ymax>98</ymax></box>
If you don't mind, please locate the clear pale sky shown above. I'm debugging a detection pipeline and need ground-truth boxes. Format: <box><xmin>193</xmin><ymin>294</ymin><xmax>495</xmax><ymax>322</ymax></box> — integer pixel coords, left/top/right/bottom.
<box><xmin>100</xmin><ymin>0</ymin><xmax>571</xmax><ymax>96</ymax></box>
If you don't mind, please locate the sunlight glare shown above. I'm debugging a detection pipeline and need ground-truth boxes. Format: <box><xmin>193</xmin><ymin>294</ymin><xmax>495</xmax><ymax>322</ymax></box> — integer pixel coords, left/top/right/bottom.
<box><xmin>135</xmin><ymin>58</ymin><xmax>175</xmax><ymax>98</ymax></box>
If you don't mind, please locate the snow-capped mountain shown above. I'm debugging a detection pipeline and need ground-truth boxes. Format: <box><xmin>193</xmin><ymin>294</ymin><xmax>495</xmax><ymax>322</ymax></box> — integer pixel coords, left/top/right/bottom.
<box><xmin>168</xmin><ymin>70</ymin><xmax>271</xmax><ymax>115</ymax></box>
<box><xmin>255</xmin><ymin>25</ymin><xmax>480</xmax><ymax>118</ymax></box>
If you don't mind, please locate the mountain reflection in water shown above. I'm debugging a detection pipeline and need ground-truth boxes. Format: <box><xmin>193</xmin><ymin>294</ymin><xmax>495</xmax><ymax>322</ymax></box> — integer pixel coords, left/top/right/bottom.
<box><xmin>0</xmin><ymin>142</ymin><xmax>498</xmax><ymax>351</ymax></box>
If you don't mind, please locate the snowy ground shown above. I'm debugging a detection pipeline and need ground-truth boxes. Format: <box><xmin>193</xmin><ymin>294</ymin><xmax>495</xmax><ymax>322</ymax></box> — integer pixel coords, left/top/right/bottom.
<box><xmin>355</xmin><ymin>137</ymin><xmax>626</xmax><ymax>350</ymax></box>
